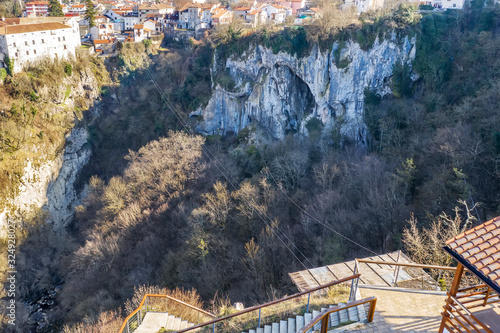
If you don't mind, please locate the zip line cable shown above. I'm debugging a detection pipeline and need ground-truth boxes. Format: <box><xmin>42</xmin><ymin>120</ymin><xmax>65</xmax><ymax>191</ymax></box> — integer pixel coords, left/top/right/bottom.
<box><xmin>145</xmin><ymin>64</ymin><xmax>379</xmax><ymax>267</ymax></box>
<box><xmin>263</xmin><ymin>162</ymin><xmax>379</xmax><ymax>256</ymax></box>
<box><xmin>144</xmin><ymin>66</ymin><xmax>319</xmax><ymax>277</ymax></box>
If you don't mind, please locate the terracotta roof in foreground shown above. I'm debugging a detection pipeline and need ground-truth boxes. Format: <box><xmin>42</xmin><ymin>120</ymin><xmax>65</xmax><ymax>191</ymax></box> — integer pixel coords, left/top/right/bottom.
<box><xmin>444</xmin><ymin>216</ymin><xmax>500</xmax><ymax>293</ymax></box>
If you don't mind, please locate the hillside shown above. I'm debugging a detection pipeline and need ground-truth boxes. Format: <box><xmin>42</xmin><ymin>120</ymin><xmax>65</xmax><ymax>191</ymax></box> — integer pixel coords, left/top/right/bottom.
<box><xmin>2</xmin><ymin>2</ymin><xmax>500</xmax><ymax>332</ymax></box>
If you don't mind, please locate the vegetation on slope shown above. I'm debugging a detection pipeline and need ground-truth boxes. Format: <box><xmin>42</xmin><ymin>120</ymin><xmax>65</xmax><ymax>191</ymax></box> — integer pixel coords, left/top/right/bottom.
<box><xmin>4</xmin><ymin>2</ymin><xmax>500</xmax><ymax>332</ymax></box>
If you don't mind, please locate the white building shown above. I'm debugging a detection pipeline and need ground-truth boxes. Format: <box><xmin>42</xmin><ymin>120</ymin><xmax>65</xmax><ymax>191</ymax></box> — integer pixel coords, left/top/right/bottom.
<box><xmin>424</xmin><ymin>0</ymin><xmax>464</xmax><ymax>9</ymax></box>
<box><xmin>0</xmin><ymin>22</ymin><xmax>80</xmax><ymax>73</ymax></box>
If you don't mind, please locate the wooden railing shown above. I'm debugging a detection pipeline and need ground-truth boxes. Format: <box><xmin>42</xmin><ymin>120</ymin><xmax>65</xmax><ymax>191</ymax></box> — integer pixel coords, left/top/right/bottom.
<box><xmin>297</xmin><ymin>296</ymin><xmax>377</xmax><ymax>333</ymax></box>
<box><xmin>354</xmin><ymin>258</ymin><xmax>458</xmax><ymax>291</ymax></box>
<box><xmin>176</xmin><ymin>274</ymin><xmax>361</xmax><ymax>333</ymax></box>
<box><xmin>119</xmin><ymin>294</ymin><xmax>216</xmax><ymax>333</ymax></box>
<box><xmin>440</xmin><ymin>284</ymin><xmax>499</xmax><ymax>333</ymax></box>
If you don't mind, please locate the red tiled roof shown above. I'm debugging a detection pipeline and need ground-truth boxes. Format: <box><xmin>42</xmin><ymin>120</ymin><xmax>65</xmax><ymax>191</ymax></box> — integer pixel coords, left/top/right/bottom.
<box><xmin>94</xmin><ymin>39</ymin><xmax>112</xmax><ymax>44</ymax></box>
<box><xmin>26</xmin><ymin>1</ymin><xmax>49</xmax><ymax>5</ymax></box>
<box><xmin>445</xmin><ymin>216</ymin><xmax>500</xmax><ymax>293</ymax></box>
<box><xmin>0</xmin><ymin>22</ymin><xmax>70</xmax><ymax>35</ymax></box>
<box><xmin>234</xmin><ymin>6</ymin><xmax>251</xmax><ymax>11</ymax></box>
<box><xmin>133</xmin><ymin>24</ymin><xmax>144</xmax><ymax>29</ymax></box>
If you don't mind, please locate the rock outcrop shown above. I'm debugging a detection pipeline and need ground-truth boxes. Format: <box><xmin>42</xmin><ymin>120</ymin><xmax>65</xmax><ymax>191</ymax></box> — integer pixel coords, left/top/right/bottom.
<box><xmin>195</xmin><ymin>35</ymin><xmax>416</xmax><ymax>142</ymax></box>
<box><xmin>0</xmin><ymin>68</ymin><xmax>100</xmax><ymax>233</ymax></box>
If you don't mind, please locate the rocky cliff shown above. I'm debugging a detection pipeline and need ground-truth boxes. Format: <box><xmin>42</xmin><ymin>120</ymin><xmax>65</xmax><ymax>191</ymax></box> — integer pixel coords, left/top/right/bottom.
<box><xmin>195</xmin><ymin>35</ymin><xmax>416</xmax><ymax>142</ymax></box>
<box><xmin>0</xmin><ymin>68</ymin><xmax>101</xmax><ymax>233</ymax></box>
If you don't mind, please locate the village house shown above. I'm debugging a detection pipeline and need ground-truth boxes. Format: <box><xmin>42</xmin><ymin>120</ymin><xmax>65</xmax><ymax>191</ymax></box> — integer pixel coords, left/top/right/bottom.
<box><xmin>122</xmin><ymin>12</ymin><xmax>141</xmax><ymax>31</ymax></box>
<box><xmin>275</xmin><ymin>0</ymin><xmax>304</xmax><ymax>15</ymax></box>
<box><xmin>233</xmin><ymin>6</ymin><xmax>252</xmax><ymax>20</ymax></box>
<box><xmin>298</xmin><ymin>6</ymin><xmax>321</xmax><ymax>19</ymax></box>
<box><xmin>90</xmin><ymin>22</ymin><xmax>115</xmax><ymax>40</ymax></box>
<box><xmin>69</xmin><ymin>3</ymin><xmax>87</xmax><ymax>15</ymax></box>
<box><xmin>25</xmin><ymin>1</ymin><xmax>49</xmax><ymax>17</ymax></box>
<box><xmin>425</xmin><ymin>0</ymin><xmax>465</xmax><ymax>9</ymax></box>
<box><xmin>0</xmin><ymin>21</ymin><xmax>80</xmax><ymax>73</ymax></box>
<box><xmin>93</xmin><ymin>38</ymin><xmax>115</xmax><ymax>55</ymax></box>
<box><xmin>133</xmin><ymin>19</ymin><xmax>155</xmax><ymax>41</ymax></box>
<box><xmin>138</xmin><ymin>3</ymin><xmax>174</xmax><ymax>21</ymax></box>
<box><xmin>178</xmin><ymin>2</ymin><xmax>220</xmax><ymax>30</ymax></box>
<box><xmin>245</xmin><ymin>9</ymin><xmax>267</xmax><ymax>26</ymax></box>
<box><xmin>211</xmin><ymin>9</ymin><xmax>232</xmax><ymax>25</ymax></box>
<box><xmin>262</xmin><ymin>4</ymin><xmax>289</xmax><ymax>23</ymax></box>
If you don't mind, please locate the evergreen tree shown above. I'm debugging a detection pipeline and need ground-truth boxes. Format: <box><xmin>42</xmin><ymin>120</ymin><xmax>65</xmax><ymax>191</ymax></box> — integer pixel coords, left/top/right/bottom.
<box><xmin>85</xmin><ymin>0</ymin><xmax>96</xmax><ymax>28</ymax></box>
<box><xmin>48</xmin><ymin>0</ymin><xmax>64</xmax><ymax>17</ymax></box>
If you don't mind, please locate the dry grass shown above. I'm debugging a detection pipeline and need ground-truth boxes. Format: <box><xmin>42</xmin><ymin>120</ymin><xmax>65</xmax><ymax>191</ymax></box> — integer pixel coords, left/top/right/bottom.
<box><xmin>124</xmin><ymin>285</ymin><xmax>211</xmax><ymax>325</ymax></box>
<box><xmin>199</xmin><ymin>285</ymin><xmax>351</xmax><ymax>332</ymax></box>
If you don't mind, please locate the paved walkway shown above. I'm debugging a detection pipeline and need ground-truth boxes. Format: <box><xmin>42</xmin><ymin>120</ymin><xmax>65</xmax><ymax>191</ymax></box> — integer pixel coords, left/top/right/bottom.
<box><xmin>343</xmin><ymin>286</ymin><xmax>447</xmax><ymax>332</ymax></box>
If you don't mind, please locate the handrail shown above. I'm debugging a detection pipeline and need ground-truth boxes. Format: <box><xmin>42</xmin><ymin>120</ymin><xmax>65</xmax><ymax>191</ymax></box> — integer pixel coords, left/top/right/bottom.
<box><xmin>176</xmin><ymin>274</ymin><xmax>361</xmax><ymax>333</ymax></box>
<box><xmin>356</xmin><ymin>259</ymin><xmax>457</xmax><ymax>271</ymax></box>
<box><xmin>445</xmin><ymin>293</ymin><xmax>493</xmax><ymax>333</ymax></box>
<box><xmin>119</xmin><ymin>294</ymin><xmax>216</xmax><ymax>333</ymax></box>
<box><xmin>297</xmin><ymin>296</ymin><xmax>377</xmax><ymax>333</ymax></box>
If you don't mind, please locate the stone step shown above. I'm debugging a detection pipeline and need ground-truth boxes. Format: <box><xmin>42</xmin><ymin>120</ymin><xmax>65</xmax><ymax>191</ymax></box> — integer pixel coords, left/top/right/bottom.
<box><xmin>287</xmin><ymin>317</ymin><xmax>295</xmax><ymax>333</ymax></box>
<box><xmin>280</xmin><ymin>320</ymin><xmax>287</xmax><ymax>333</ymax></box>
<box><xmin>295</xmin><ymin>315</ymin><xmax>304</xmax><ymax>331</ymax></box>
<box><xmin>264</xmin><ymin>324</ymin><xmax>272</xmax><ymax>333</ymax></box>
<box><xmin>272</xmin><ymin>322</ymin><xmax>280</xmax><ymax>333</ymax></box>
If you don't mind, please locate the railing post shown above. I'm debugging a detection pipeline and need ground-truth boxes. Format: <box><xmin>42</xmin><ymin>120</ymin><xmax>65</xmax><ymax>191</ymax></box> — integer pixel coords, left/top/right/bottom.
<box><xmin>320</xmin><ymin>313</ymin><xmax>329</xmax><ymax>333</ymax></box>
<box><xmin>212</xmin><ymin>322</ymin><xmax>215</xmax><ymax>333</ymax></box>
<box><xmin>306</xmin><ymin>292</ymin><xmax>311</xmax><ymax>313</ymax></box>
<box><xmin>127</xmin><ymin>320</ymin><xmax>130</xmax><ymax>333</ymax></box>
<box><xmin>258</xmin><ymin>308</ymin><xmax>261</xmax><ymax>327</ymax></box>
<box><xmin>367</xmin><ymin>299</ymin><xmax>376</xmax><ymax>322</ymax></box>
<box><xmin>349</xmin><ymin>261</ymin><xmax>359</xmax><ymax>302</ymax></box>
<box><xmin>483</xmin><ymin>287</ymin><xmax>491</xmax><ymax>306</ymax></box>
<box><xmin>393</xmin><ymin>250</ymin><xmax>401</xmax><ymax>287</ymax></box>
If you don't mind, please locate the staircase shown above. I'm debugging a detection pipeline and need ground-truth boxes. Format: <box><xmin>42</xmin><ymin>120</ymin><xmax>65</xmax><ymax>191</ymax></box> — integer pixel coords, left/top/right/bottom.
<box><xmin>133</xmin><ymin>312</ymin><xmax>196</xmax><ymax>333</ymax></box>
<box><xmin>241</xmin><ymin>302</ymin><xmax>368</xmax><ymax>333</ymax></box>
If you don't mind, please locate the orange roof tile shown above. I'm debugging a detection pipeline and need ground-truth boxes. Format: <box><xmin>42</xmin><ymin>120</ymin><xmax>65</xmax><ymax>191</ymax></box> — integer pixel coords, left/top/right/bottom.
<box><xmin>94</xmin><ymin>39</ymin><xmax>112</xmax><ymax>44</ymax></box>
<box><xmin>26</xmin><ymin>1</ymin><xmax>49</xmax><ymax>5</ymax></box>
<box><xmin>0</xmin><ymin>22</ymin><xmax>70</xmax><ymax>35</ymax></box>
<box><xmin>234</xmin><ymin>6</ymin><xmax>251</xmax><ymax>11</ymax></box>
<box><xmin>133</xmin><ymin>24</ymin><xmax>144</xmax><ymax>29</ymax></box>
<box><xmin>212</xmin><ymin>9</ymin><xmax>230</xmax><ymax>18</ymax></box>
<box><xmin>445</xmin><ymin>216</ymin><xmax>500</xmax><ymax>293</ymax></box>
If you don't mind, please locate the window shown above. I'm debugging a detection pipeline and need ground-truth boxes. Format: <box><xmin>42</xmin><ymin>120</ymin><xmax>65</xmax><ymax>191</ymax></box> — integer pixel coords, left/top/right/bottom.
<box><xmin>15</xmin><ymin>52</ymin><xmax>18</xmax><ymax>57</ymax></box>
<box><xmin>32</xmin><ymin>40</ymin><xmax>35</xmax><ymax>45</ymax></box>
<box><xmin>58</xmin><ymin>37</ymin><xmax>61</xmax><ymax>41</ymax></box>
<box><xmin>42</xmin><ymin>39</ymin><xmax>44</xmax><ymax>43</ymax></box>
<box><xmin>25</xmin><ymin>41</ymin><xmax>28</xmax><ymax>46</ymax></box>
<box><xmin>63</xmin><ymin>36</ymin><xmax>66</xmax><ymax>41</ymax></box>
<box><xmin>63</xmin><ymin>45</ymin><xmax>67</xmax><ymax>50</ymax></box>
<box><xmin>13</xmin><ymin>42</ymin><xmax>15</xmax><ymax>47</ymax></box>
<box><xmin>26</xmin><ymin>51</ymin><xmax>29</xmax><ymax>55</ymax></box>
<box><xmin>453</xmin><ymin>3</ymin><xmax>456</xmax><ymax>6</ymax></box>
<box><xmin>34</xmin><ymin>50</ymin><xmax>36</xmax><ymax>54</ymax></box>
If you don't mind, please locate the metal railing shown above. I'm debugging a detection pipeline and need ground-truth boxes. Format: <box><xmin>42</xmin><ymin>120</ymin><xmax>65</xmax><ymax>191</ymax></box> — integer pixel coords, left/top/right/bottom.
<box><xmin>351</xmin><ymin>257</ymin><xmax>458</xmax><ymax>295</ymax></box>
<box><xmin>119</xmin><ymin>294</ymin><xmax>216</xmax><ymax>333</ymax></box>
<box><xmin>176</xmin><ymin>274</ymin><xmax>361</xmax><ymax>333</ymax></box>
<box><xmin>440</xmin><ymin>284</ymin><xmax>498</xmax><ymax>333</ymax></box>
<box><xmin>297</xmin><ymin>296</ymin><xmax>377</xmax><ymax>333</ymax></box>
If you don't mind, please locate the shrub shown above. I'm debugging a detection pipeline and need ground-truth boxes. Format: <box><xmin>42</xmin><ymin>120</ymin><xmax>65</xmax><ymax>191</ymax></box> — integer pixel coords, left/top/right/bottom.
<box><xmin>64</xmin><ymin>63</ymin><xmax>73</xmax><ymax>76</ymax></box>
<box><xmin>4</xmin><ymin>56</ymin><xmax>13</xmax><ymax>76</ymax></box>
<box><xmin>0</xmin><ymin>68</ymin><xmax>6</xmax><ymax>82</ymax></box>
<box><xmin>143</xmin><ymin>39</ymin><xmax>152</xmax><ymax>49</ymax></box>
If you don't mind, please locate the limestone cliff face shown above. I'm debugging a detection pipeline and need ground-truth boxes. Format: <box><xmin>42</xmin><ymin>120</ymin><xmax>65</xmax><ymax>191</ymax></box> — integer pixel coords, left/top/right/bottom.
<box><xmin>0</xmin><ymin>69</ymin><xmax>100</xmax><ymax>233</ymax></box>
<box><xmin>195</xmin><ymin>35</ymin><xmax>416</xmax><ymax>142</ymax></box>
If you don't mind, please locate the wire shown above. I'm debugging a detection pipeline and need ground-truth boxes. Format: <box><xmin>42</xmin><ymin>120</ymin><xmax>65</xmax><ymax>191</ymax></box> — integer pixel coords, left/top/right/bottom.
<box><xmin>264</xmin><ymin>163</ymin><xmax>379</xmax><ymax>256</ymax></box>
<box><xmin>144</xmin><ymin>66</ymin><xmax>319</xmax><ymax>278</ymax></box>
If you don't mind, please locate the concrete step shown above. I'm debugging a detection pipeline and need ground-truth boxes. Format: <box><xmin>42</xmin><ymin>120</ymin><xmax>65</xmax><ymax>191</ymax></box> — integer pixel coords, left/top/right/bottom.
<box><xmin>312</xmin><ymin>310</ymin><xmax>320</xmax><ymax>330</ymax></box>
<box><xmin>279</xmin><ymin>320</ymin><xmax>287</xmax><ymax>333</ymax></box>
<box><xmin>134</xmin><ymin>312</ymin><xmax>169</xmax><ymax>333</ymax></box>
<box><xmin>295</xmin><ymin>315</ymin><xmax>304</xmax><ymax>330</ymax></box>
<box><xmin>287</xmin><ymin>317</ymin><xmax>295</xmax><ymax>333</ymax></box>
<box><xmin>264</xmin><ymin>324</ymin><xmax>272</xmax><ymax>333</ymax></box>
<box><xmin>272</xmin><ymin>322</ymin><xmax>279</xmax><ymax>333</ymax></box>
